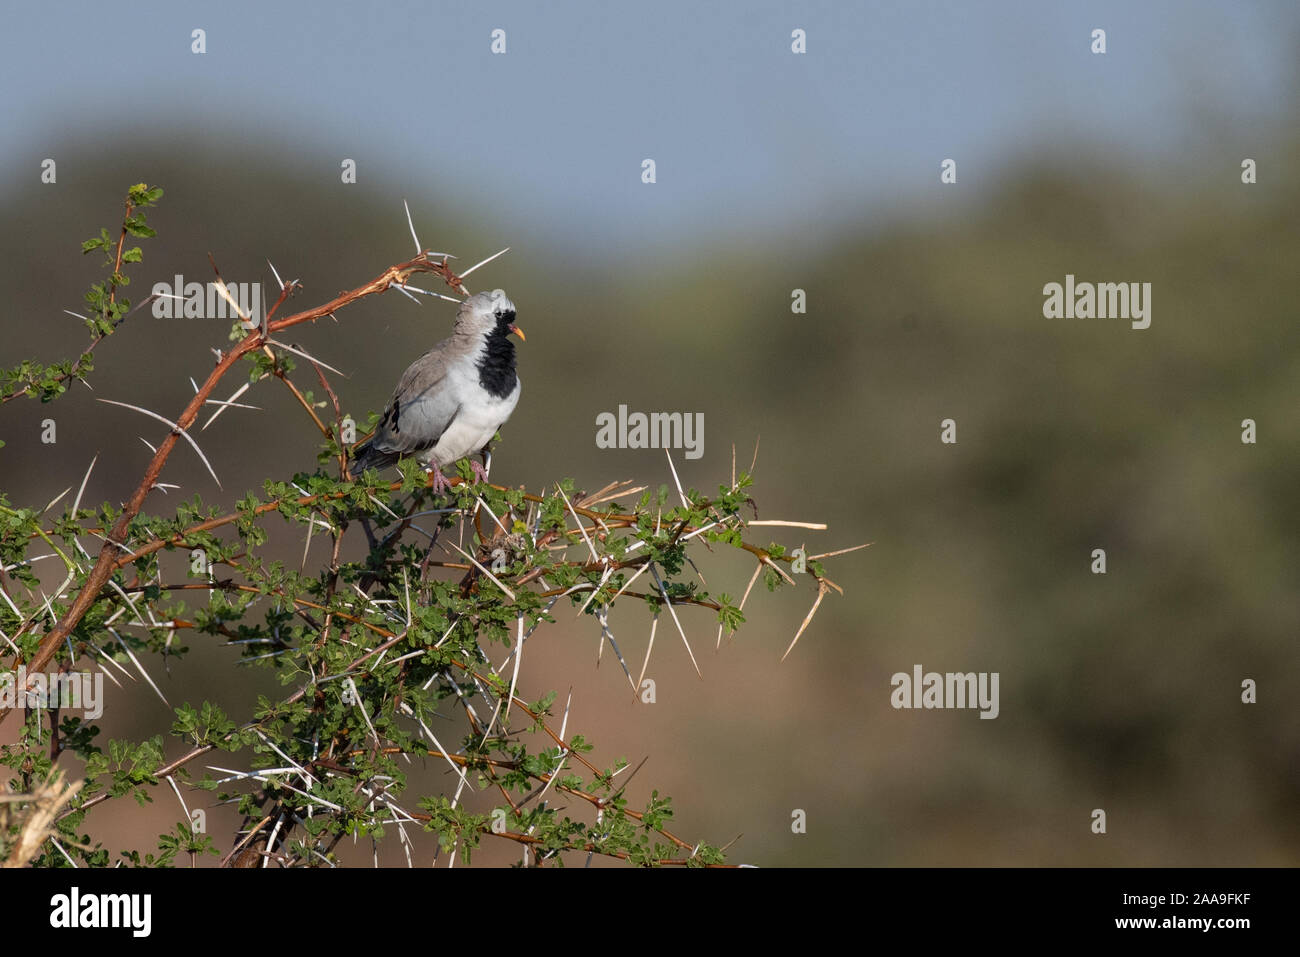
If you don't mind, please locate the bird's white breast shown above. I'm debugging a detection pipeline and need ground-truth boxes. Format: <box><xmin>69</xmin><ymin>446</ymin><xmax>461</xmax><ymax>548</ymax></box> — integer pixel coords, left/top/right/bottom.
<box><xmin>424</xmin><ymin>362</ymin><xmax>520</xmax><ymax>468</ymax></box>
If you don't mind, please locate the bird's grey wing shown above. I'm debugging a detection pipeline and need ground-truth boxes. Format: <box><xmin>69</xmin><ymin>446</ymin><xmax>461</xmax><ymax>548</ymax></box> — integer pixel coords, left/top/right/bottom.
<box><xmin>368</xmin><ymin>347</ymin><xmax>460</xmax><ymax>457</ymax></box>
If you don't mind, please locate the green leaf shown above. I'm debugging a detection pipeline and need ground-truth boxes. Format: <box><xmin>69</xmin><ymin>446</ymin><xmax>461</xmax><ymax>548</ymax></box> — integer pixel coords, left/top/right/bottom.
<box><xmin>123</xmin><ymin>215</ymin><xmax>156</xmax><ymax>238</ymax></box>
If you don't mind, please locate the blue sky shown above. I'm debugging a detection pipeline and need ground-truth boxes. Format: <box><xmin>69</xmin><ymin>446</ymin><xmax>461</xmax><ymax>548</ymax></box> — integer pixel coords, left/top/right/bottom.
<box><xmin>1</xmin><ymin>1</ymin><xmax>1294</xmax><ymax>259</ymax></box>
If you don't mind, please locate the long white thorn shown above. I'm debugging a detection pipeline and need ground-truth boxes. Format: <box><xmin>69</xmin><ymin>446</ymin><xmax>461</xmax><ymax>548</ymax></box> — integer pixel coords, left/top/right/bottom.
<box><xmin>393</xmin><ymin>282</ymin><xmax>462</xmax><ymax>304</ymax></box>
<box><xmin>267</xmin><ymin>339</ymin><xmax>347</xmax><ymax>377</ymax></box>
<box><xmin>165</xmin><ymin>775</ymin><xmax>191</xmax><ymax>820</ymax></box>
<box><xmin>637</xmin><ymin>612</ymin><xmax>660</xmax><ymax>694</ymax></box>
<box><xmin>610</xmin><ymin>560</ymin><xmax>650</xmax><ymax>602</ymax></box>
<box><xmin>597</xmin><ymin>607</ymin><xmax>636</xmax><ymax>690</ymax></box>
<box><xmin>403</xmin><ymin>200</ymin><xmax>421</xmax><ymax>254</ymax></box>
<box><xmin>459</xmin><ymin>247</ymin><xmax>510</xmax><ymax>279</ymax></box>
<box><xmin>505</xmin><ymin>615</ymin><xmax>525</xmax><ymax>727</ymax></box>
<box><xmin>203</xmin><ymin>397</ymin><xmax>261</xmax><ymax>411</ymax></box>
<box><xmin>40</xmin><ymin>486</ymin><xmax>72</xmax><ymax>515</ymax></box>
<box><xmin>389</xmin><ymin>281</ymin><xmax>422</xmax><ymax>305</ymax></box>
<box><xmin>98</xmin><ymin>398</ymin><xmax>221</xmax><ymax>488</ymax></box>
<box><xmin>809</xmin><ymin>542</ymin><xmax>873</xmax><ymax>560</ymax></box>
<box><xmin>202</xmin><ymin>381</ymin><xmax>254</xmax><ymax>430</ymax></box>
<box><xmin>110</xmin><ymin>630</ymin><xmax>170</xmax><ymax>706</ymax></box>
<box><xmin>718</xmin><ymin>563</ymin><xmax>763</xmax><ymax>650</ymax></box>
<box><xmin>556</xmin><ymin>485</ymin><xmax>598</xmax><ymax>561</ymax></box>
<box><xmin>211</xmin><ymin>278</ymin><xmax>249</xmax><ymax>323</ymax></box>
<box><xmin>781</xmin><ymin>583</ymin><xmax>827</xmax><ymax>662</ymax></box>
<box><xmin>576</xmin><ymin>564</ymin><xmax>613</xmax><ymax>618</ymax></box>
<box><xmin>650</xmin><ymin>563</ymin><xmax>701</xmax><ymax>677</ymax></box>
<box><xmin>447</xmin><ymin>543</ymin><xmax>516</xmax><ymax>602</ymax></box>
<box><xmin>664</xmin><ymin>449</ymin><xmax>688</xmax><ymax>508</ymax></box>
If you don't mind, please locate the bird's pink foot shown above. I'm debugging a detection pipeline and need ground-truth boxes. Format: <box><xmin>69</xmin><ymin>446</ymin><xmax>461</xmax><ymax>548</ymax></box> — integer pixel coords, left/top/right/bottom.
<box><xmin>428</xmin><ymin>463</ymin><xmax>452</xmax><ymax>495</ymax></box>
<box><xmin>470</xmin><ymin>459</ymin><xmax>490</xmax><ymax>484</ymax></box>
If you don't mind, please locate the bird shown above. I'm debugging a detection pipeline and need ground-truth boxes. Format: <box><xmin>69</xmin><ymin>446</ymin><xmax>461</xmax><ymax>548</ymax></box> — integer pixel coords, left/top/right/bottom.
<box><xmin>350</xmin><ymin>288</ymin><xmax>524</xmax><ymax>492</ymax></box>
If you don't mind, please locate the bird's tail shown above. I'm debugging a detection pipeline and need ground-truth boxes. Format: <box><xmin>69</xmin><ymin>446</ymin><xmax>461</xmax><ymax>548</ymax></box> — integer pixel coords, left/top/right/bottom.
<box><xmin>349</xmin><ymin>441</ymin><xmax>400</xmax><ymax>477</ymax></box>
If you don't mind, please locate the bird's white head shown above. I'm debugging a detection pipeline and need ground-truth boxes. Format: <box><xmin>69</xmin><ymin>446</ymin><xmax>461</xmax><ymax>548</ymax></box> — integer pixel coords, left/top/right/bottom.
<box><xmin>456</xmin><ymin>289</ymin><xmax>524</xmax><ymax>341</ymax></box>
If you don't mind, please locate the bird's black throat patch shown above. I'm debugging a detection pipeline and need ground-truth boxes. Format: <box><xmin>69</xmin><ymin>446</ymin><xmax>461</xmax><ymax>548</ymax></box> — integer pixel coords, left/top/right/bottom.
<box><xmin>477</xmin><ymin>320</ymin><xmax>518</xmax><ymax>398</ymax></box>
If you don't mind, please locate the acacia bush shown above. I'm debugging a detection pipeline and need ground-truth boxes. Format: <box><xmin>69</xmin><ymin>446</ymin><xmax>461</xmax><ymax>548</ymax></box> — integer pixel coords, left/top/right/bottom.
<box><xmin>0</xmin><ymin>186</ymin><xmax>856</xmax><ymax>867</ymax></box>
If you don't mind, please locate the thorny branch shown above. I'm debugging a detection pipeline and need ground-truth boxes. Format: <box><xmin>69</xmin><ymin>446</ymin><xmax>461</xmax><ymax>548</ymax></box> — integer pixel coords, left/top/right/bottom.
<box><xmin>1</xmin><ymin>204</ymin><xmax>865</xmax><ymax>867</ymax></box>
<box><xmin>5</xmin><ymin>253</ymin><xmax>467</xmax><ymax>703</ymax></box>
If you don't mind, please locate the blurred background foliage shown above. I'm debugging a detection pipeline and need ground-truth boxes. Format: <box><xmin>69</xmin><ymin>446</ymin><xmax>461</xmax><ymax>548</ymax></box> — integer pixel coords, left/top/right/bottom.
<box><xmin>0</xmin><ymin>1</ymin><xmax>1296</xmax><ymax>864</ymax></box>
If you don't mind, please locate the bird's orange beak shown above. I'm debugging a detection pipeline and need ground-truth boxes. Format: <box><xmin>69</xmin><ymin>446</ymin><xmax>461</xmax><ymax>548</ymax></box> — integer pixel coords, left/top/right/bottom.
<box><xmin>508</xmin><ymin>323</ymin><xmax>525</xmax><ymax>341</ymax></box>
